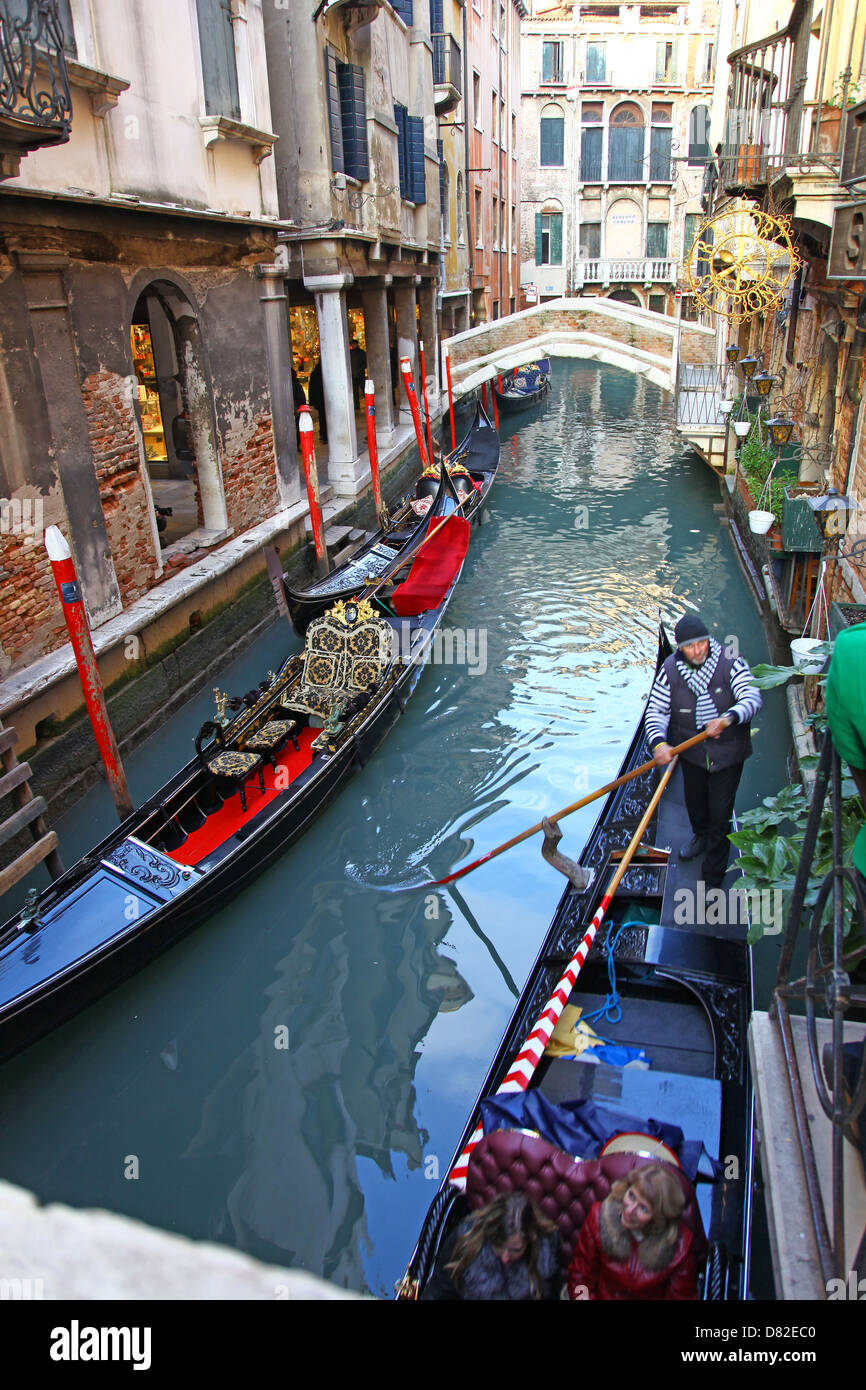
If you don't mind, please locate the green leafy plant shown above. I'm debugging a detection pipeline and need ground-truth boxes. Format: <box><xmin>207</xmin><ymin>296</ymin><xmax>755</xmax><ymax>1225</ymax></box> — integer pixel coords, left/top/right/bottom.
<box><xmin>750</xmin><ymin>643</ymin><xmax>834</xmax><ymax>688</ymax></box>
<box><xmin>735</xmin><ymin>416</ymin><xmax>794</xmax><ymax>526</ymax></box>
<box><xmin>730</xmin><ymin>769</ymin><xmax>864</xmax><ymax>945</ymax></box>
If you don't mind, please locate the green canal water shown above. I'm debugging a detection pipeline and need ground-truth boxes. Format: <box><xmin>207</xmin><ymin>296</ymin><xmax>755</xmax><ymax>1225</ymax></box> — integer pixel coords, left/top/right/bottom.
<box><xmin>0</xmin><ymin>361</ymin><xmax>790</xmax><ymax>1296</ymax></box>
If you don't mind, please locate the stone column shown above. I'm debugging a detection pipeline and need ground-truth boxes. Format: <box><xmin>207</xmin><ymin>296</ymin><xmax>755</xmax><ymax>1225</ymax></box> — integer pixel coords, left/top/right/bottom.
<box><xmin>417</xmin><ymin>279</ymin><xmax>439</xmax><ymax>416</ymax></box>
<box><xmin>175</xmin><ymin>314</ymin><xmax>230</xmax><ymax>533</ymax></box>
<box><xmin>307</xmin><ymin>275</ymin><xmax>363</xmax><ymax>497</ymax></box>
<box><xmin>393</xmin><ymin>280</ymin><xmax>418</xmax><ymax>427</ymax></box>
<box><xmin>360</xmin><ymin>282</ymin><xmax>395</xmax><ymax>442</ymax></box>
<box><xmin>256</xmin><ymin>259</ymin><xmax>300</xmax><ymax>508</ymax></box>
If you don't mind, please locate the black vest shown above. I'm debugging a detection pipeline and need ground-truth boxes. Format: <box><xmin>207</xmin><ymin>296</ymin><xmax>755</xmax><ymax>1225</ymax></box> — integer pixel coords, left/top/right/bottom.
<box><xmin>664</xmin><ymin>650</ymin><xmax>753</xmax><ymax>771</ymax></box>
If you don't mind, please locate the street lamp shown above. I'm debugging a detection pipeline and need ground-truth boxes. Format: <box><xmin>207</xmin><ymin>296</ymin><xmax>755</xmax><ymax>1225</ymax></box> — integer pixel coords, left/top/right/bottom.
<box><xmin>725</xmin><ymin>343</ymin><xmax>741</xmax><ymax>364</ymax></box>
<box><xmin>752</xmin><ymin>371</ymin><xmax>777</xmax><ymax>400</ymax></box>
<box><xmin>809</xmin><ymin>487</ymin><xmax>857</xmax><ymax>540</ymax></box>
<box><xmin>739</xmin><ymin>355</ymin><xmax>760</xmax><ymax>380</ymax></box>
<box><xmin>766</xmin><ymin>415</ymin><xmax>796</xmax><ymax>449</ymax></box>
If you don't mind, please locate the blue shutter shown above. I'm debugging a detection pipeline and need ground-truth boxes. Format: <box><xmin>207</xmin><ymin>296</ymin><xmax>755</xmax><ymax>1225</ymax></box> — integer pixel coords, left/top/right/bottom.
<box><xmin>580</xmin><ymin>127</ymin><xmax>602</xmax><ymax>180</ymax></box>
<box><xmin>650</xmin><ymin>127</ymin><xmax>671</xmax><ymax>180</ymax></box>
<box><xmin>437</xmin><ymin>138</ymin><xmax>446</xmax><ymax>209</ymax></box>
<box><xmin>609</xmin><ymin>126</ymin><xmax>644</xmax><ymax>180</ymax></box>
<box><xmin>540</xmin><ymin>115</ymin><xmax>564</xmax><ymax>166</ymax></box>
<box><xmin>338</xmin><ymin>61</ymin><xmax>369</xmax><ymax>181</ymax></box>
<box><xmin>535</xmin><ymin>213</ymin><xmax>543</xmax><ymax>263</ymax></box>
<box><xmin>430</xmin><ymin>0</ymin><xmax>444</xmax><ymax>31</ymax></box>
<box><xmin>394</xmin><ymin>104</ymin><xmax>409</xmax><ymax>198</ymax></box>
<box><xmin>196</xmin><ymin>0</ymin><xmax>240</xmax><ymax>120</ymax></box>
<box><xmin>391</xmin><ymin>0</ymin><xmax>414</xmax><ymax>23</ymax></box>
<box><xmin>409</xmin><ymin>115</ymin><xmax>426</xmax><ymax>203</ymax></box>
<box><xmin>325</xmin><ymin>48</ymin><xmax>345</xmax><ymax>173</ymax></box>
<box><xmin>550</xmin><ymin>214</ymin><xmax>563</xmax><ymax>265</ymax></box>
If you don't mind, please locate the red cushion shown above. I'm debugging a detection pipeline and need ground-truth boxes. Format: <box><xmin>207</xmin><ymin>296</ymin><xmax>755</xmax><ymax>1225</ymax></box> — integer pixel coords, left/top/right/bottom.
<box><xmin>391</xmin><ymin>514</ymin><xmax>470</xmax><ymax>616</ymax></box>
<box><xmin>465</xmin><ymin>1129</ymin><xmax>706</xmax><ymax>1263</ymax></box>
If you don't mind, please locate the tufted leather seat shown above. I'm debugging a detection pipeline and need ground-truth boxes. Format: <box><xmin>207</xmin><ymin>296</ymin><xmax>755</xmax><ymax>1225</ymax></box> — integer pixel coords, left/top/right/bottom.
<box><xmin>465</xmin><ymin>1129</ymin><xmax>707</xmax><ymax>1265</ymax></box>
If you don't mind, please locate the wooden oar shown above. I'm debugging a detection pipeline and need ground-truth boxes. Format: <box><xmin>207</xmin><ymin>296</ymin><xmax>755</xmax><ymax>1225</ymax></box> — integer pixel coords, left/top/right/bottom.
<box><xmin>448</xmin><ymin>757</ymin><xmax>680</xmax><ymax>1189</ymax></box>
<box><xmin>418</xmin><ymin>728</ymin><xmax>712</xmax><ymax>890</ymax></box>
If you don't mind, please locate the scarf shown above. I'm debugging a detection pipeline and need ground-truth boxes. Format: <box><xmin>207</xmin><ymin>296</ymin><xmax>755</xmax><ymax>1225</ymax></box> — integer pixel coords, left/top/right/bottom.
<box><xmin>675</xmin><ymin>636</ymin><xmax>722</xmax><ymax>728</ymax></box>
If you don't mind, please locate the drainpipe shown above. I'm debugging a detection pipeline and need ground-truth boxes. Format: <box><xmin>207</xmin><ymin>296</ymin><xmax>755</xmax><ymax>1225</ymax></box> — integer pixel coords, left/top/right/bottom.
<box><xmin>463</xmin><ymin>2</ymin><xmax>474</xmax><ymax>323</ymax></box>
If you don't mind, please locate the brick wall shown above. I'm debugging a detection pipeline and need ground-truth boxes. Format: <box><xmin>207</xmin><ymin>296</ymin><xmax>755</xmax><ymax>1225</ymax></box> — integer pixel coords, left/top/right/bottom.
<box><xmin>82</xmin><ymin>371</ymin><xmax>158</xmax><ymax>606</ymax></box>
<box><xmin>221</xmin><ymin>414</ymin><xmax>280</xmax><ymax>532</ymax></box>
<box><xmin>0</xmin><ymin>527</ymin><xmax>67</xmax><ymax>675</ymax></box>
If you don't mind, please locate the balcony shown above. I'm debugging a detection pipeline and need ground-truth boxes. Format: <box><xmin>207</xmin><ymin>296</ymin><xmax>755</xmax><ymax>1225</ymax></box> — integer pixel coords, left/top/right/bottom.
<box><xmin>0</xmin><ymin>0</ymin><xmax>72</xmax><ymax>179</ymax></box>
<box><xmin>432</xmin><ymin>33</ymin><xmax>461</xmax><ymax>115</ymax></box>
<box><xmin>720</xmin><ymin>11</ymin><xmax>845</xmax><ymax>197</ymax></box>
<box><xmin>575</xmin><ymin>257</ymin><xmax>678</xmax><ymax>287</ymax></box>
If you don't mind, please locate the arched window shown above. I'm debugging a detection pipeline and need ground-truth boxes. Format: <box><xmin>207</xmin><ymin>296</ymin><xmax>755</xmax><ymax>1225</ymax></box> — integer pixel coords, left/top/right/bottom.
<box><xmin>608</xmin><ymin>102</ymin><xmax>645</xmax><ymax>182</ymax></box>
<box><xmin>535</xmin><ymin>200</ymin><xmax>563</xmax><ymax>265</ymax></box>
<box><xmin>688</xmin><ymin>104</ymin><xmax>711</xmax><ymax>166</ymax></box>
<box><xmin>540</xmin><ymin>103</ymin><xmax>565</xmax><ymax>167</ymax></box>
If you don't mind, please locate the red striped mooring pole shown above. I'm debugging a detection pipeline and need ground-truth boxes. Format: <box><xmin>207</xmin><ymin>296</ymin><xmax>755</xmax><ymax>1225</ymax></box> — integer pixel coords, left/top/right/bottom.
<box><xmin>400</xmin><ymin>357</ymin><xmax>428</xmax><ymax>468</ymax></box>
<box><xmin>298</xmin><ymin>406</ymin><xmax>329</xmax><ymax>578</ymax></box>
<box><xmin>364</xmin><ymin>379</ymin><xmax>383</xmax><ymax>516</ymax></box>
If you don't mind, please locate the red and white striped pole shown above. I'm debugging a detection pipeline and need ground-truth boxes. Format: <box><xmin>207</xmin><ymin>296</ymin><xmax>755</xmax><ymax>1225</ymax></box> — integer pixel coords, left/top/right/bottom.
<box><xmin>298</xmin><ymin>406</ymin><xmax>329</xmax><ymax>578</ymax></box>
<box><xmin>44</xmin><ymin>526</ymin><xmax>133</xmax><ymax>822</ymax></box>
<box><xmin>447</xmin><ymin>758</ymin><xmax>677</xmax><ymax>1190</ymax></box>
<box><xmin>364</xmin><ymin>378</ymin><xmax>383</xmax><ymax>517</ymax></box>
<box><xmin>445</xmin><ymin>352</ymin><xmax>456</xmax><ymax>451</ymax></box>
<box><xmin>400</xmin><ymin>357</ymin><xmax>428</xmax><ymax>469</ymax></box>
<box><xmin>419</xmin><ymin>339</ymin><xmax>434</xmax><ymax>466</ymax></box>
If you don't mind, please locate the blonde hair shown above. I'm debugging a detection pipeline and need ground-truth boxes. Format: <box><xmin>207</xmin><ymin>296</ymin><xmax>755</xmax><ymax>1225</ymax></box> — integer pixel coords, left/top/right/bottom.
<box><xmin>610</xmin><ymin>1163</ymin><xmax>686</xmax><ymax>1243</ymax></box>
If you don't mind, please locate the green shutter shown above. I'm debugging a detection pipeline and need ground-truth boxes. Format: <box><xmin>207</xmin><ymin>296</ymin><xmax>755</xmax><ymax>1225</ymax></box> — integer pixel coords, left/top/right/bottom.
<box><xmin>535</xmin><ymin>213</ymin><xmax>543</xmax><ymax>263</ymax></box>
<box><xmin>325</xmin><ymin>48</ymin><xmax>345</xmax><ymax>173</ymax></box>
<box><xmin>550</xmin><ymin>214</ymin><xmax>563</xmax><ymax>265</ymax></box>
<box><xmin>338</xmin><ymin>61</ymin><xmax>369</xmax><ymax>181</ymax></box>
<box><xmin>409</xmin><ymin>115</ymin><xmax>426</xmax><ymax>203</ymax></box>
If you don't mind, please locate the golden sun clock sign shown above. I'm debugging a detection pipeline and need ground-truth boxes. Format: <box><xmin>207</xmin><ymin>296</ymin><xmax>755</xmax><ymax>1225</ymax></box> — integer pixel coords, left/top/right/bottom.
<box><xmin>684</xmin><ymin>200</ymin><xmax>801</xmax><ymax>325</ymax></box>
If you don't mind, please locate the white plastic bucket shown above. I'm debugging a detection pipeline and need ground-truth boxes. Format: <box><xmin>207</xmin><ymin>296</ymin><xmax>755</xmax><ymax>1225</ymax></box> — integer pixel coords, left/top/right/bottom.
<box><xmin>748</xmin><ymin>509</ymin><xmax>774</xmax><ymax>534</ymax></box>
<box><xmin>791</xmin><ymin>638</ymin><xmax>826</xmax><ymax>673</ymax></box>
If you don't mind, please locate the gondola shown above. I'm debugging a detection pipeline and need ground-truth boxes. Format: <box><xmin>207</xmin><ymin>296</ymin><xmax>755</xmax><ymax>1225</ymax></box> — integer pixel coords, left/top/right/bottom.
<box><xmin>493</xmin><ymin>357</ymin><xmax>552</xmax><ymax>413</ymax></box>
<box><xmin>0</xmin><ymin>470</ymin><xmax>482</xmax><ymax>1063</ymax></box>
<box><xmin>283</xmin><ymin>401</ymin><xmax>499</xmax><ymax>633</ymax></box>
<box><xmin>398</xmin><ymin>625</ymin><xmax>754</xmax><ymax>1300</ymax></box>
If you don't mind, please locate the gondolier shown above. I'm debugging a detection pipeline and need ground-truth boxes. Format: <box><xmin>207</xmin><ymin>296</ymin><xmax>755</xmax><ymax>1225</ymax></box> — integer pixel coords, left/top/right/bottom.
<box><xmin>647</xmin><ymin>614</ymin><xmax>762</xmax><ymax>889</ymax></box>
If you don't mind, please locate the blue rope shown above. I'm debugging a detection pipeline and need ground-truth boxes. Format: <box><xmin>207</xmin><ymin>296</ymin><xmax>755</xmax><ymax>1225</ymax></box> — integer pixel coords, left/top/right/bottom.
<box><xmin>578</xmin><ymin>920</ymin><xmax>647</xmax><ymax>1040</ymax></box>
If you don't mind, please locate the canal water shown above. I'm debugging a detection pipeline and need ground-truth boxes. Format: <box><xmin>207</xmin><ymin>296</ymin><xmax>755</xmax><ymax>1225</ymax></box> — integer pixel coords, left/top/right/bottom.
<box><xmin>0</xmin><ymin>360</ymin><xmax>789</xmax><ymax>1296</ymax></box>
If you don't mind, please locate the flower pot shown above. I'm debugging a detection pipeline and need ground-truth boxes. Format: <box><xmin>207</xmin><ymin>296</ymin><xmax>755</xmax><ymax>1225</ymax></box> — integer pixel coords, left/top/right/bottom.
<box><xmin>749</xmin><ymin>509</ymin><xmax>775</xmax><ymax>534</ymax></box>
<box><xmin>791</xmin><ymin>637</ymin><xmax>826</xmax><ymax>673</ymax></box>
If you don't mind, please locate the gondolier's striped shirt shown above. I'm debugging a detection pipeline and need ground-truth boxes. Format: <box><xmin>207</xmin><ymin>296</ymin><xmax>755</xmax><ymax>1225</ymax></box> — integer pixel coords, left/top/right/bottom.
<box><xmin>645</xmin><ymin>653</ymin><xmax>762</xmax><ymax>750</ymax></box>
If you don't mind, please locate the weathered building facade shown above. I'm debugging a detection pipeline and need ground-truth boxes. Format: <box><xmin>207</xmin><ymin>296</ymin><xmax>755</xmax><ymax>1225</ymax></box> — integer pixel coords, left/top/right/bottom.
<box><xmin>519</xmin><ymin>0</ymin><xmax>719</xmax><ymax>316</ymax></box>
<box><xmin>0</xmin><ymin>0</ymin><xmax>292</xmax><ymax>676</ymax></box>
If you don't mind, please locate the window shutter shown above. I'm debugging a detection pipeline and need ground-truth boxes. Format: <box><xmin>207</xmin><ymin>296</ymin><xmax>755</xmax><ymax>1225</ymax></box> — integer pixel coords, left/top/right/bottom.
<box><xmin>325</xmin><ymin>48</ymin><xmax>345</xmax><ymax>173</ymax></box>
<box><xmin>580</xmin><ymin>126</ymin><xmax>602</xmax><ymax>180</ymax></box>
<box><xmin>650</xmin><ymin>127</ymin><xmax>671</xmax><ymax>180</ymax></box>
<box><xmin>394</xmin><ymin>104</ymin><xmax>409</xmax><ymax>198</ymax></box>
<box><xmin>196</xmin><ymin>0</ymin><xmax>241</xmax><ymax>121</ymax></box>
<box><xmin>550</xmin><ymin>214</ymin><xmax>563</xmax><ymax>265</ymax></box>
<box><xmin>437</xmin><ymin>138</ymin><xmax>446</xmax><ymax>209</ymax></box>
<box><xmin>540</xmin><ymin>115</ymin><xmax>564</xmax><ymax>166</ymax></box>
<box><xmin>409</xmin><ymin>115</ymin><xmax>426</xmax><ymax>203</ymax></box>
<box><xmin>646</xmin><ymin>222</ymin><xmax>669</xmax><ymax>258</ymax></box>
<box><xmin>535</xmin><ymin>212</ymin><xmax>543</xmax><ymax>263</ymax></box>
<box><xmin>430</xmin><ymin>0</ymin><xmax>444</xmax><ymax>31</ymax></box>
<box><xmin>338</xmin><ymin>61</ymin><xmax>369</xmax><ymax>181</ymax></box>
<box><xmin>391</xmin><ymin>0</ymin><xmax>414</xmax><ymax>23</ymax></box>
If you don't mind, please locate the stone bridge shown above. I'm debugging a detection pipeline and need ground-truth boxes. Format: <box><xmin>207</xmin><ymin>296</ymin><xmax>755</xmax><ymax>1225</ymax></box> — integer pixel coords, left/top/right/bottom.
<box><xmin>442</xmin><ymin>297</ymin><xmax>715</xmax><ymax>398</ymax></box>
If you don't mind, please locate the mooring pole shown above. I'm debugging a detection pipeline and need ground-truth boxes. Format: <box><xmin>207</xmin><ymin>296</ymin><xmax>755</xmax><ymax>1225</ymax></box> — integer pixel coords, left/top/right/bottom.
<box><xmin>44</xmin><ymin>527</ymin><xmax>133</xmax><ymax>822</ymax></box>
<box><xmin>364</xmin><ymin>379</ymin><xmax>383</xmax><ymax>517</ymax></box>
<box><xmin>400</xmin><ymin>357</ymin><xmax>429</xmax><ymax>468</ymax></box>
<box><xmin>419</xmin><ymin>339</ymin><xmax>434</xmax><ymax>465</ymax></box>
<box><xmin>298</xmin><ymin>406</ymin><xmax>329</xmax><ymax>578</ymax></box>
<box><xmin>445</xmin><ymin>352</ymin><xmax>456</xmax><ymax>450</ymax></box>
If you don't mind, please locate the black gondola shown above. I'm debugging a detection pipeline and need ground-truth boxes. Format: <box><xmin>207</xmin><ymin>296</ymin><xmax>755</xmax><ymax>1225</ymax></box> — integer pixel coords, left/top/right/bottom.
<box><xmin>398</xmin><ymin>625</ymin><xmax>754</xmax><ymax>1300</ymax></box>
<box><xmin>493</xmin><ymin>358</ymin><xmax>552</xmax><ymax>413</ymax></box>
<box><xmin>0</xmin><ymin>466</ymin><xmax>489</xmax><ymax>1063</ymax></box>
<box><xmin>283</xmin><ymin>401</ymin><xmax>499</xmax><ymax>634</ymax></box>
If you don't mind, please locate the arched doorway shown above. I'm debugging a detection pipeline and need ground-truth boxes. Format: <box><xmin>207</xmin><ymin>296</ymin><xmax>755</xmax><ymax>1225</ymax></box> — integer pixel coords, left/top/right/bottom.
<box><xmin>129</xmin><ymin>279</ymin><xmax>227</xmax><ymax>552</ymax></box>
<box><xmin>606</xmin><ymin>288</ymin><xmax>642</xmax><ymax>305</ymax></box>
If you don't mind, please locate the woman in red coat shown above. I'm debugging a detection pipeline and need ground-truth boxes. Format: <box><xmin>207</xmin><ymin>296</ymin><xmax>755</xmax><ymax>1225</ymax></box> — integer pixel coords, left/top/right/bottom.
<box><xmin>567</xmin><ymin>1162</ymin><xmax>698</xmax><ymax>1300</ymax></box>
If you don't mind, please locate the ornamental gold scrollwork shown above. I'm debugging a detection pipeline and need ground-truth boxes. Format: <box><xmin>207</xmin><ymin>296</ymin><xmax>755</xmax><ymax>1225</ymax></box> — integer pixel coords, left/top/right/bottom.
<box><xmin>684</xmin><ymin>200</ymin><xmax>801</xmax><ymax>326</ymax></box>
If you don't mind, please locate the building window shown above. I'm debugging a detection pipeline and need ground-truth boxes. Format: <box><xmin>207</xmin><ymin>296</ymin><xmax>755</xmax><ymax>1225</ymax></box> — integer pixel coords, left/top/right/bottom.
<box><xmin>438</xmin><ymin>140</ymin><xmax>450</xmax><ymax>240</ymax></box>
<box><xmin>475</xmin><ymin>188</ymin><xmax>483</xmax><ymax>247</ymax></box>
<box><xmin>493</xmin><ymin>196</ymin><xmax>499</xmax><ymax>247</ymax></box>
<box><xmin>581</xmin><ymin>126</ymin><xmax>603</xmax><ymax>181</ymax></box>
<box><xmin>473</xmin><ymin>70</ymin><xmax>481</xmax><ymax>128</ymax></box>
<box><xmin>457</xmin><ymin>170</ymin><xmax>465</xmax><ymax>243</ymax></box>
<box><xmin>542</xmin><ymin>40</ymin><xmax>563</xmax><ymax>83</ymax></box>
<box><xmin>586</xmin><ymin>41</ymin><xmax>606</xmax><ymax>83</ymax></box>
<box><xmin>196</xmin><ymin>0</ymin><xmax>240</xmax><ymax>120</ymax></box>
<box><xmin>648</xmin><ymin>293</ymin><xmax>667</xmax><ymax>315</ymax></box>
<box><xmin>492</xmin><ymin>91</ymin><xmax>498</xmax><ymax>143</ymax></box>
<box><xmin>325</xmin><ymin>49</ymin><xmax>370</xmax><ymax>181</ymax></box>
<box><xmin>511</xmin><ymin>203</ymin><xmax>517</xmax><ymax>252</ymax></box>
<box><xmin>391</xmin><ymin>0</ymin><xmax>413</xmax><ymax>23</ymax></box>
<box><xmin>394</xmin><ymin>104</ymin><xmax>425</xmax><ymax>202</ymax></box>
<box><xmin>579</xmin><ymin>222</ymin><xmax>601</xmax><ymax>257</ymax></box>
<box><xmin>540</xmin><ymin>103</ymin><xmax>565</xmax><ymax>166</ymax></box>
<box><xmin>655</xmin><ymin>40</ymin><xmax>677</xmax><ymax>83</ymax></box>
<box><xmin>683</xmin><ymin>211</ymin><xmax>701</xmax><ymax>261</ymax></box>
<box><xmin>688</xmin><ymin>104</ymin><xmax>711</xmax><ymax>166</ymax></box>
<box><xmin>702</xmin><ymin>41</ymin><xmax>715</xmax><ymax>84</ymax></box>
<box><xmin>608</xmin><ymin>102</ymin><xmax>645</xmax><ymax>181</ymax></box>
<box><xmin>646</xmin><ymin>222</ymin><xmax>669</xmax><ymax>258</ymax></box>
<box><xmin>536</xmin><ymin>211</ymin><xmax>563</xmax><ymax>265</ymax></box>
<box><xmin>649</xmin><ymin>105</ymin><xmax>672</xmax><ymax>180</ymax></box>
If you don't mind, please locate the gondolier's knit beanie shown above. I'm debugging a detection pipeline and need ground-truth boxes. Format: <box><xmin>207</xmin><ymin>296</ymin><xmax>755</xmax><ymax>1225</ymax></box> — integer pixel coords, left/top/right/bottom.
<box><xmin>674</xmin><ymin>614</ymin><xmax>709</xmax><ymax>647</ymax></box>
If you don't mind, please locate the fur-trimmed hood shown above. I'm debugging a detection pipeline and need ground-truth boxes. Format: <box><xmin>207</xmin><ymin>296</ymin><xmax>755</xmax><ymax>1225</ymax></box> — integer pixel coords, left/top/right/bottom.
<box><xmin>598</xmin><ymin>1195</ymin><xmax>680</xmax><ymax>1273</ymax></box>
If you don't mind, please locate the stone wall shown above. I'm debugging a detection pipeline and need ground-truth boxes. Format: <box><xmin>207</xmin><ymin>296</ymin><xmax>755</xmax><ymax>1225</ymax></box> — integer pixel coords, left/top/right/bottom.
<box><xmin>82</xmin><ymin>370</ymin><xmax>157</xmax><ymax>607</ymax></box>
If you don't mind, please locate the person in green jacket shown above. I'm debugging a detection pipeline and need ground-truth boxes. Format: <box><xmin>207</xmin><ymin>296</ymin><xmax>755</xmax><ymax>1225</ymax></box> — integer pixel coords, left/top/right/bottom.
<box><xmin>824</xmin><ymin>621</ymin><xmax>866</xmax><ymax>887</ymax></box>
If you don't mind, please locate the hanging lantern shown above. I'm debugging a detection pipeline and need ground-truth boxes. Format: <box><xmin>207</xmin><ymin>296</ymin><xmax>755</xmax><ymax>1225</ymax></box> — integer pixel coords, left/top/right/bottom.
<box><xmin>752</xmin><ymin>371</ymin><xmax>776</xmax><ymax>398</ymax></box>
<box><xmin>739</xmin><ymin>356</ymin><xmax>760</xmax><ymax>380</ymax></box>
<box><xmin>809</xmin><ymin>487</ymin><xmax>857</xmax><ymax>539</ymax></box>
<box><xmin>725</xmin><ymin>343</ymin><xmax>741</xmax><ymax>364</ymax></box>
<box><xmin>766</xmin><ymin>415</ymin><xmax>795</xmax><ymax>448</ymax></box>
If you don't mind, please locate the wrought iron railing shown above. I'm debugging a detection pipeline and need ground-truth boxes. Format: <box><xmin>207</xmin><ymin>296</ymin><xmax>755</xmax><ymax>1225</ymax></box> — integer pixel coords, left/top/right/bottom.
<box><xmin>575</xmin><ymin>257</ymin><xmax>678</xmax><ymax>286</ymax></box>
<box><xmin>432</xmin><ymin>33</ymin><xmax>461</xmax><ymax>96</ymax></box>
<box><xmin>675</xmin><ymin>362</ymin><xmax>729</xmax><ymax>429</ymax></box>
<box><xmin>0</xmin><ymin>0</ymin><xmax>72</xmax><ymax>160</ymax></box>
<box><xmin>771</xmin><ymin>730</ymin><xmax>866</xmax><ymax>1285</ymax></box>
<box><xmin>720</xmin><ymin>8</ymin><xmax>848</xmax><ymax>190</ymax></box>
